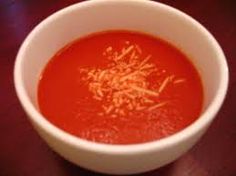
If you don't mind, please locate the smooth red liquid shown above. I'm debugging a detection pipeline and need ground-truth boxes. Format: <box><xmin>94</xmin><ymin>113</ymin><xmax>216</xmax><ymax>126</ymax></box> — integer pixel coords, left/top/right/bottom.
<box><xmin>38</xmin><ymin>30</ymin><xmax>203</xmax><ymax>144</ymax></box>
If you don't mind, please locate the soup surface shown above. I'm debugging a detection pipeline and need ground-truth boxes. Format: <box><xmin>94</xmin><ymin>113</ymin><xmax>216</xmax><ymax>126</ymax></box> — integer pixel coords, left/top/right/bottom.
<box><xmin>38</xmin><ymin>30</ymin><xmax>203</xmax><ymax>144</ymax></box>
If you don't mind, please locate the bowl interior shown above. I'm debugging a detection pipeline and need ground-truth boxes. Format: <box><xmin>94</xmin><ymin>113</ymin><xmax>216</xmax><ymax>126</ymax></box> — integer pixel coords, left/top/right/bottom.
<box><xmin>17</xmin><ymin>0</ymin><xmax>226</xmax><ymax>141</ymax></box>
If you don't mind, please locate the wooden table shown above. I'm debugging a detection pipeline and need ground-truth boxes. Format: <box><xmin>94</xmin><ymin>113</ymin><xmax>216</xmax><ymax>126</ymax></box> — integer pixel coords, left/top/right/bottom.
<box><xmin>1</xmin><ymin>1</ymin><xmax>236</xmax><ymax>175</ymax></box>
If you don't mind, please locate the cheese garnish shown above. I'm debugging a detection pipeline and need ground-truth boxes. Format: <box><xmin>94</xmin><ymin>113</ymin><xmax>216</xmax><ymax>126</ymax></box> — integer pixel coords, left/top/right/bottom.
<box><xmin>79</xmin><ymin>42</ymin><xmax>185</xmax><ymax>116</ymax></box>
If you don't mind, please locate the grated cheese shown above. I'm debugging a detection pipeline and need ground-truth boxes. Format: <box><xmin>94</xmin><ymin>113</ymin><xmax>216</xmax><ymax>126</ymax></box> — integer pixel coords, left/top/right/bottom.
<box><xmin>158</xmin><ymin>76</ymin><xmax>170</xmax><ymax>93</ymax></box>
<box><xmin>116</xmin><ymin>45</ymin><xmax>134</xmax><ymax>61</ymax></box>
<box><xmin>130</xmin><ymin>85</ymin><xmax>159</xmax><ymax>97</ymax></box>
<box><xmin>79</xmin><ymin>42</ymin><xmax>185</xmax><ymax>116</ymax></box>
<box><xmin>173</xmin><ymin>79</ymin><xmax>186</xmax><ymax>84</ymax></box>
<box><xmin>148</xmin><ymin>102</ymin><xmax>168</xmax><ymax>111</ymax></box>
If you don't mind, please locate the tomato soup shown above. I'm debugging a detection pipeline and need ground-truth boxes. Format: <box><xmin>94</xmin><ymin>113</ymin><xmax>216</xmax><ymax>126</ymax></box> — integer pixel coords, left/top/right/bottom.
<box><xmin>38</xmin><ymin>30</ymin><xmax>203</xmax><ymax>144</ymax></box>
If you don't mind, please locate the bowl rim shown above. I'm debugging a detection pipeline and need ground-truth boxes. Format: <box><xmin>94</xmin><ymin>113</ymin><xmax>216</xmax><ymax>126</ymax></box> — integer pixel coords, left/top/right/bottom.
<box><xmin>14</xmin><ymin>0</ymin><xmax>229</xmax><ymax>155</ymax></box>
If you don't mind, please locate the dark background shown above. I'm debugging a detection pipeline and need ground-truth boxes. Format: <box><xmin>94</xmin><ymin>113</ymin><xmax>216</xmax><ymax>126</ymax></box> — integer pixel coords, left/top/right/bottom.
<box><xmin>0</xmin><ymin>0</ymin><xmax>236</xmax><ymax>176</ymax></box>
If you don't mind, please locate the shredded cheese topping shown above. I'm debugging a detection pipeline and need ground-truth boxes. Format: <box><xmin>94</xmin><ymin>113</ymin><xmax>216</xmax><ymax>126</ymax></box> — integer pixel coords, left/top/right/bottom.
<box><xmin>80</xmin><ymin>42</ymin><xmax>185</xmax><ymax>117</ymax></box>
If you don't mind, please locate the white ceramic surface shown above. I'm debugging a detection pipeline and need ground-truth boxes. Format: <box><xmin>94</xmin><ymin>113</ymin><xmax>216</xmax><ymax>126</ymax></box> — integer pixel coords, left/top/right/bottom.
<box><xmin>14</xmin><ymin>0</ymin><xmax>228</xmax><ymax>174</ymax></box>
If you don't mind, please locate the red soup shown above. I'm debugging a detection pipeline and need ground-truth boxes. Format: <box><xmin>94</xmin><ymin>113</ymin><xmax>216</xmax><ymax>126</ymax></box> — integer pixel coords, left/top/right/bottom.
<box><xmin>38</xmin><ymin>30</ymin><xmax>203</xmax><ymax>144</ymax></box>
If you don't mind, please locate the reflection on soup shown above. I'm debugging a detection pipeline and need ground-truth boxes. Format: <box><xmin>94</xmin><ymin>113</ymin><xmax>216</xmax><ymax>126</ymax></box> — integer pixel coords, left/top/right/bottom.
<box><xmin>38</xmin><ymin>30</ymin><xmax>203</xmax><ymax>144</ymax></box>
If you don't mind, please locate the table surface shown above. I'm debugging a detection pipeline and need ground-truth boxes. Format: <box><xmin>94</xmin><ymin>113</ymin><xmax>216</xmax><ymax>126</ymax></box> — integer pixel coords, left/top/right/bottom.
<box><xmin>1</xmin><ymin>0</ymin><xmax>236</xmax><ymax>175</ymax></box>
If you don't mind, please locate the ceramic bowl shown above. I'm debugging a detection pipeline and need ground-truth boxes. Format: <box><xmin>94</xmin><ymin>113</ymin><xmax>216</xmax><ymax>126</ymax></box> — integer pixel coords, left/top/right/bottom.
<box><xmin>14</xmin><ymin>0</ymin><xmax>228</xmax><ymax>174</ymax></box>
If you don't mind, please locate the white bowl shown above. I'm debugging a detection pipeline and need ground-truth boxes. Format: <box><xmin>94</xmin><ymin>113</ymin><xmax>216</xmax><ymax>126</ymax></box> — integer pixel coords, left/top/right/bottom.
<box><xmin>14</xmin><ymin>0</ymin><xmax>228</xmax><ymax>174</ymax></box>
